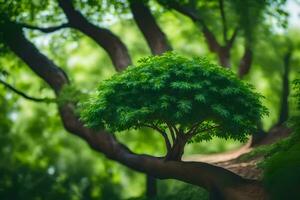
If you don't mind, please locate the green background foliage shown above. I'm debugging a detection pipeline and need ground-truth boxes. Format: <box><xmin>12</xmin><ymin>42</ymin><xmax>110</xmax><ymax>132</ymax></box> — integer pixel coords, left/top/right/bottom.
<box><xmin>0</xmin><ymin>0</ymin><xmax>299</xmax><ymax>199</ymax></box>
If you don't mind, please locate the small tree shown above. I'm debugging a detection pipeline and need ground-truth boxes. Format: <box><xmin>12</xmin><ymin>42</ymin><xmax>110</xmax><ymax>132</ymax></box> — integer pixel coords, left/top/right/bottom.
<box><xmin>82</xmin><ymin>53</ymin><xmax>267</xmax><ymax>161</ymax></box>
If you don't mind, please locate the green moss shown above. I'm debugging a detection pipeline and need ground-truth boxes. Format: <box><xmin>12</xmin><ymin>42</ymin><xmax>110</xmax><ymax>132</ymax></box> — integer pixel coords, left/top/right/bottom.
<box><xmin>239</xmin><ymin>135</ymin><xmax>296</xmax><ymax>162</ymax></box>
<box><xmin>263</xmin><ymin>142</ymin><xmax>300</xmax><ymax>200</ymax></box>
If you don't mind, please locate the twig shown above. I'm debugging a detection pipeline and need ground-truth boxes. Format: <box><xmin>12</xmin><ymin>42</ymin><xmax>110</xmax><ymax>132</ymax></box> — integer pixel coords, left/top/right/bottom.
<box><xmin>0</xmin><ymin>79</ymin><xmax>55</xmax><ymax>103</ymax></box>
<box><xmin>19</xmin><ymin>23</ymin><xmax>70</xmax><ymax>33</ymax></box>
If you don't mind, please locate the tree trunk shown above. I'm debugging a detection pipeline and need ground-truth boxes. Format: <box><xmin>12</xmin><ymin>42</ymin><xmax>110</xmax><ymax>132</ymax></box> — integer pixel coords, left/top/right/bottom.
<box><xmin>251</xmin><ymin>48</ymin><xmax>292</xmax><ymax>147</ymax></box>
<box><xmin>2</xmin><ymin>22</ymin><xmax>269</xmax><ymax>200</ymax></box>
<box><xmin>250</xmin><ymin>124</ymin><xmax>267</xmax><ymax>147</ymax></box>
<box><xmin>57</xmin><ymin>0</ymin><xmax>131</xmax><ymax>71</ymax></box>
<box><xmin>130</xmin><ymin>0</ymin><xmax>172</xmax><ymax>55</ymax></box>
<box><xmin>238</xmin><ymin>47</ymin><xmax>253</xmax><ymax>78</ymax></box>
<box><xmin>166</xmin><ymin>136</ymin><xmax>187</xmax><ymax>161</ymax></box>
<box><xmin>277</xmin><ymin>49</ymin><xmax>292</xmax><ymax>125</ymax></box>
<box><xmin>218</xmin><ymin>46</ymin><xmax>231</xmax><ymax>68</ymax></box>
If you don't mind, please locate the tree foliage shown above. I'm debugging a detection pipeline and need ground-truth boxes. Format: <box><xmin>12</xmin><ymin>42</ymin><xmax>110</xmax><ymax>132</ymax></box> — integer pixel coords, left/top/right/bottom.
<box><xmin>82</xmin><ymin>53</ymin><xmax>267</xmax><ymax>147</ymax></box>
<box><xmin>157</xmin><ymin>0</ymin><xmax>287</xmax><ymax>42</ymax></box>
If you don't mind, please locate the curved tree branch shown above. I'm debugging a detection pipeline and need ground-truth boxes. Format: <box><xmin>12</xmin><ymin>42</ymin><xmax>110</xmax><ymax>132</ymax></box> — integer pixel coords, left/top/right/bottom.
<box><xmin>129</xmin><ymin>0</ymin><xmax>172</xmax><ymax>55</ymax></box>
<box><xmin>1</xmin><ymin>21</ymin><xmax>268</xmax><ymax>199</ymax></box>
<box><xmin>164</xmin><ymin>2</ymin><xmax>221</xmax><ymax>54</ymax></box>
<box><xmin>57</xmin><ymin>0</ymin><xmax>131</xmax><ymax>71</ymax></box>
<box><xmin>18</xmin><ymin>23</ymin><xmax>70</xmax><ymax>33</ymax></box>
<box><xmin>0</xmin><ymin>79</ymin><xmax>54</xmax><ymax>102</ymax></box>
<box><xmin>162</xmin><ymin>2</ymin><xmax>236</xmax><ymax>68</ymax></box>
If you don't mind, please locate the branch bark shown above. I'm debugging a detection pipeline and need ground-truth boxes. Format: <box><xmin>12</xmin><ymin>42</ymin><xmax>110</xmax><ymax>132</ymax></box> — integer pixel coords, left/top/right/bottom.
<box><xmin>57</xmin><ymin>0</ymin><xmax>131</xmax><ymax>71</ymax></box>
<box><xmin>129</xmin><ymin>0</ymin><xmax>172</xmax><ymax>55</ymax></box>
<box><xmin>2</xmin><ymin>21</ymin><xmax>268</xmax><ymax>200</ymax></box>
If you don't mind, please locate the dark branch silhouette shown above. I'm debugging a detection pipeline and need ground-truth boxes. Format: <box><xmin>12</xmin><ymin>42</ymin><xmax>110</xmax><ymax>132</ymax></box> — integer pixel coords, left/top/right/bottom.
<box><xmin>18</xmin><ymin>23</ymin><xmax>70</xmax><ymax>33</ymax></box>
<box><xmin>0</xmin><ymin>79</ymin><xmax>54</xmax><ymax>102</ymax></box>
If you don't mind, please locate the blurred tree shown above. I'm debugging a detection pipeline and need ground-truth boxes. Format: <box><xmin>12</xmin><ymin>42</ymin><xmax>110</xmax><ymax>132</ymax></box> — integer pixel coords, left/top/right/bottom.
<box><xmin>156</xmin><ymin>0</ymin><xmax>288</xmax><ymax>77</ymax></box>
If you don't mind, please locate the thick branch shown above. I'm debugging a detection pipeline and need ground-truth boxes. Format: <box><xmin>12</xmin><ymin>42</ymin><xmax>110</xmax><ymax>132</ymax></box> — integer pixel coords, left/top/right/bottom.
<box><xmin>168</xmin><ymin>3</ymin><xmax>221</xmax><ymax>53</ymax></box>
<box><xmin>129</xmin><ymin>0</ymin><xmax>172</xmax><ymax>55</ymax></box>
<box><xmin>0</xmin><ymin>79</ymin><xmax>54</xmax><ymax>102</ymax></box>
<box><xmin>2</xmin><ymin>21</ymin><xmax>267</xmax><ymax>199</ymax></box>
<box><xmin>218</xmin><ymin>46</ymin><xmax>231</xmax><ymax>67</ymax></box>
<box><xmin>19</xmin><ymin>23</ymin><xmax>70</xmax><ymax>33</ymax></box>
<box><xmin>218</xmin><ymin>0</ymin><xmax>227</xmax><ymax>43</ymax></box>
<box><xmin>238</xmin><ymin>45</ymin><xmax>253</xmax><ymax>78</ymax></box>
<box><xmin>166</xmin><ymin>2</ymin><xmax>235</xmax><ymax>68</ymax></box>
<box><xmin>57</xmin><ymin>0</ymin><xmax>131</xmax><ymax>71</ymax></box>
<box><xmin>3</xmin><ymin>23</ymin><xmax>68</xmax><ymax>93</ymax></box>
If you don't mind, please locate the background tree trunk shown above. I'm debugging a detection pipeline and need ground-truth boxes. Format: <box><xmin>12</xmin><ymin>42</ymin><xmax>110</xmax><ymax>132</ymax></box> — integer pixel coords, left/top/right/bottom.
<box><xmin>58</xmin><ymin>0</ymin><xmax>131</xmax><ymax>71</ymax></box>
<box><xmin>218</xmin><ymin>47</ymin><xmax>231</xmax><ymax>68</ymax></box>
<box><xmin>251</xmin><ymin>48</ymin><xmax>292</xmax><ymax>146</ymax></box>
<box><xmin>130</xmin><ymin>0</ymin><xmax>172</xmax><ymax>55</ymax></box>
<box><xmin>239</xmin><ymin>46</ymin><xmax>253</xmax><ymax>78</ymax></box>
<box><xmin>277</xmin><ymin>48</ymin><xmax>292</xmax><ymax>125</ymax></box>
